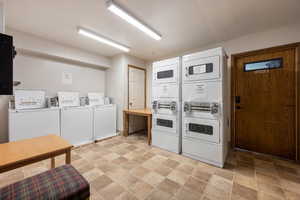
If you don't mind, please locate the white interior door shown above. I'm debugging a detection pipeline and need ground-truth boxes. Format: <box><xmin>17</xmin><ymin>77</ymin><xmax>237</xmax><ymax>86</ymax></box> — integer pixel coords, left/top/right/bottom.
<box><xmin>129</xmin><ymin>67</ymin><xmax>145</xmax><ymax>109</ymax></box>
<box><xmin>128</xmin><ymin>66</ymin><xmax>146</xmax><ymax>133</ymax></box>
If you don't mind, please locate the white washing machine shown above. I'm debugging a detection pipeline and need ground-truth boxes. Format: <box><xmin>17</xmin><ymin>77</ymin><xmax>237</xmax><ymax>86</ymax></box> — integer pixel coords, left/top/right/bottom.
<box><xmin>59</xmin><ymin>92</ymin><xmax>94</xmax><ymax>146</ymax></box>
<box><xmin>9</xmin><ymin>90</ymin><xmax>60</xmax><ymax>142</ymax></box>
<box><xmin>88</xmin><ymin>92</ymin><xmax>117</xmax><ymax>141</ymax></box>
<box><xmin>182</xmin><ymin>47</ymin><xmax>229</xmax><ymax>168</ymax></box>
<box><xmin>152</xmin><ymin>57</ymin><xmax>182</xmax><ymax>153</ymax></box>
<box><xmin>93</xmin><ymin>104</ymin><xmax>117</xmax><ymax>141</ymax></box>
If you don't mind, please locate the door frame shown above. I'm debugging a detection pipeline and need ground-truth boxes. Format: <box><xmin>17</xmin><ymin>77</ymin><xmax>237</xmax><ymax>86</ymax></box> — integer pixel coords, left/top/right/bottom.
<box><xmin>231</xmin><ymin>42</ymin><xmax>300</xmax><ymax>161</ymax></box>
<box><xmin>127</xmin><ymin>65</ymin><xmax>147</xmax><ymax>109</ymax></box>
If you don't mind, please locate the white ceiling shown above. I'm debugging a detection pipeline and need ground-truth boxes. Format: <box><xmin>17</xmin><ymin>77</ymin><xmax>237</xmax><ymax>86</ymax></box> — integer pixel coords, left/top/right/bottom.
<box><xmin>6</xmin><ymin>0</ymin><xmax>300</xmax><ymax>61</ymax></box>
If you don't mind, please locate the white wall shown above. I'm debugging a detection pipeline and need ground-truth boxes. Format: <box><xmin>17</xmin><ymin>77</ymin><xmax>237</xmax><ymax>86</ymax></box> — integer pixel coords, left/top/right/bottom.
<box><xmin>158</xmin><ymin>23</ymin><xmax>300</xmax><ymax>63</ymax></box>
<box><xmin>0</xmin><ymin>1</ymin><xmax>4</xmax><ymax>33</ymax></box>
<box><xmin>7</xmin><ymin>28</ymin><xmax>111</xmax><ymax>69</ymax></box>
<box><xmin>106</xmin><ymin>55</ymin><xmax>125</xmax><ymax>131</ymax></box>
<box><xmin>0</xmin><ymin>29</ymin><xmax>110</xmax><ymax>143</ymax></box>
<box><xmin>13</xmin><ymin>55</ymin><xmax>106</xmax><ymax>96</ymax></box>
<box><xmin>106</xmin><ymin>54</ymin><xmax>146</xmax><ymax>131</ymax></box>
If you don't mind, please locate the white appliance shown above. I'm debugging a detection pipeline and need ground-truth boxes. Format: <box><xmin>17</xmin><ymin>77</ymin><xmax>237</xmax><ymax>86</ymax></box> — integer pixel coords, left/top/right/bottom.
<box><xmin>182</xmin><ymin>47</ymin><xmax>229</xmax><ymax>168</ymax></box>
<box><xmin>88</xmin><ymin>92</ymin><xmax>104</xmax><ymax>106</ymax></box>
<box><xmin>58</xmin><ymin>92</ymin><xmax>80</xmax><ymax>107</ymax></box>
<box><xmin>152</xmin><ymin>57</ymin><xmax>182</xmax><ymax>153</ymax></box>
<box><xmin>88</xmin><ymin>92</ymin><xmax>117</xmax><ymax>141</ymax></box>
<box><xmin>152</xmin><ymin>57</ymin><xmax>179</xmax><ymax>84</ymax></box>
<box><xmin>93</xmin><ymin>104</ymin><xmax>117</xmax><ymax>141</ymax></box>
<box><xmin>9</xmin><ymin>108</ymin><xmax>60</xmax><ymax>142</ymax></box>
<box><xmin>9</xmin><ymin>90</ymin><xmax>60</xmax><ymax>142</ymax></box>
<box><xmin>59</xmin><ymin>92</ymin><xmax>94</xmax><ymax>146</ymax></box>
<box><xmin>14</xmin><ymin>90</ymin><xmax>46</xmax><ymax>110</ymax></box>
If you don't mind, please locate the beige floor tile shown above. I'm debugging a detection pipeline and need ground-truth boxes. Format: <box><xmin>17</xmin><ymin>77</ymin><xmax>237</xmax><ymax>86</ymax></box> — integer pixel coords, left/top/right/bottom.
<box><xmin>155</xmin><ymin>165</ymin><xmax>173</xmax><ymax>177</ymax></box>
<box><xmin>103</xmin><ymin>152</ymin><xmax>121</xmax><ymax>161</ymax></box>
<box><xmin>157</xmin><ymin>178</ymin><xmax>181</xmax><ymax>196</ymax></box>
<box><xmin>99</xmin><ymin>182</ymin><xmax>125</xmax><ymax>200</ymax></box>
<box><xmin>258</xmin><ymin>192</ymin><xmax>285</xmax><ymax>200</ymax></box>
<box><xmin>176</xmin><ymin>164</ymin><xmax>195</xmax><ymax>175</ymax></box>
<box><xmin>112</xmin><ymin>156</ymin><xmax>129</xmax><ymax>165</ymax></box>
<box><xmin>130</xmin><ymin>166</ymin><xmax>151</xmax><ymax>178</ymax></box>
<box><xmin>284</xmin><ymin>189</ymin><xmax>300</xmax><ymax>200</ymax></box>
<box><xmin>143</xmin><ymin>159</ymin><xmax>161</xmax><ymax>170</ymax></box>
<box><xmin>167</xmin><ymin>169</ymin><xmax>190</xmax><ymax>185</ymax></box>
<box><xmin>257</xmin><ymin>182</ymin><xmax>285</xmax><ymax>199</ymax></box>
<box><xmin>192</xmin><ymin>169</ymin><xmax>212</xmax><ymax>182</ymax></box>
<box><xmin>121</xmin><ymin>160</ymin><xmax>140</xmax><ymax>170</ymax></box>
<box><xmin>233</xmin><ymin>174</ymin><xmax>257</xmax><ymax>190</ymax></box>
<box><xmin>97</xmin><ymin>162</ymin><xmax>119</xmax><ymax>173</ymax></box>
<box><xmin>214</xmin><ymin>168</ymin><xmax>234</xmax><ymax>181</ymax></box>
<box><xmin>82</xmin><ymin>168</ymin><xmax>104</xmax><ymax>182</ymax></box>
<box><xmin>150</xmin><ymin>155</ymin><xmax>168</xmax><ymax>165</ymax></box>
<box><xmin>184</xmin><ymin>176</ymin><xmax>207</xmax><ymax>193</ymax></box>
<box><xmin>115</xmin><ymin>174</ymin><xmax>139</xmax><ymax>189</ymax></box>
<box><xmin>175</xmin><ymin>187</ymin><xmax>202</xmax><ymax>200</ymax></box>
<box><xmin>204</xmin><ymin>184</ymin><xmax>231</xmax><ymax>200</ymax></box>
<box><xmin>90</xmin><ymin>175</ymin><xmax>113</xmax><ymax>192</ymax></box>
<box><xmin>234</xmin><ymin>164</ymin><xmax>255</xmax><ymax>178</ymax></box>
<box><xmin>209</xmin><ymin>175</ymin><xmax>233</xmax><ymax>192</ymax></box>
<box><xmin>142</xmin><ymin>171</ymin><xmax>165</xmax><ymax>187</ymax></box>
<box><xmin>130</xmin><ymin>181</ymin><xmax>154</xmax><ymax>199</ymax></box>
<box><xmin>116</xmin><ymin>192</ymin><xmax>139</xmax><ymax>200</ymax></box>
<box><xmin>256</xmin><ymin>171</ymin><xmax>280</xmax><ymax>186</ymax></box>
<box><xmin>232</xmin><ymin>183</ymin><xmax>258</xmax><ymax>200</ymax></box>
<box><xmin>146</xmin><ymin>190</ymin><xmax>173</xmax><ymax>200</ymax></box>
<box><xmin>163</xmin><ymin>159</ymin><xmax>180</xmax><ymax>169</ymax></box>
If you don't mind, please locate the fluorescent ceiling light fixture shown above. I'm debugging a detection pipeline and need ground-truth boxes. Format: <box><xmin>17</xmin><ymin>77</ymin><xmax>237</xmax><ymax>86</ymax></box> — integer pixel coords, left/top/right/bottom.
<box><xmin>107</xmin><ymin>0</ymin><xmax>162</xmax><ymax>41</ymax></box>
<box><xmin>78</xmin><ymin>27</ymin><xmax>130</xmax><ymax>52</ymax></box>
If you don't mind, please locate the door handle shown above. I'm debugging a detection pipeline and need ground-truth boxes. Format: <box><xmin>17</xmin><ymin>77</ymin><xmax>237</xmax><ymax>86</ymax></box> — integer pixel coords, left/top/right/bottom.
<box><xmin>236</xmin><ymin>106</ymin><xmax>242</xmax><ymax>110</ymax></box>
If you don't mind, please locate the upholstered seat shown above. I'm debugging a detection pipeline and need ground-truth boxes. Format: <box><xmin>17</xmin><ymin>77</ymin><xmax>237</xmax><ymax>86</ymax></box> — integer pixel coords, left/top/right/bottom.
<box><xmin>0</xmin><ymin>165</ymin><xmax>90</xmax><ymax>200</ymax></box>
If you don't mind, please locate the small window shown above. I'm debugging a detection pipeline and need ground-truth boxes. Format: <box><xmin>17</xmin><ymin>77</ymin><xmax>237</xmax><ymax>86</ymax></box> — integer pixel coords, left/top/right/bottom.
<box><xmin>244</xmin><ymin>58</ymin><xmax>283</xmax><ymax>72</ymax></box>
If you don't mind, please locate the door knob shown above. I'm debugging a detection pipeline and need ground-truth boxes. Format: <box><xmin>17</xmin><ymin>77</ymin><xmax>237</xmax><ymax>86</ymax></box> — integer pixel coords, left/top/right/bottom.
<box><xmin>236</xmin><ymin>106</ymin><xmax>242</xmax><ymax>110</ymax></box>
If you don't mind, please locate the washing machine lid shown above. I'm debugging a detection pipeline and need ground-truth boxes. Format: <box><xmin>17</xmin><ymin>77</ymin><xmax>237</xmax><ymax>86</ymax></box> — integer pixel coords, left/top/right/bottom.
<box><xmin>88</xmin><ymin>92</ymin><xmax>104</xmax><ymax>106</ymax></box>
<box><xmin>58</xmin><ymin>92</ymin><xmax>80</xmax><ymax>108</ymax></box>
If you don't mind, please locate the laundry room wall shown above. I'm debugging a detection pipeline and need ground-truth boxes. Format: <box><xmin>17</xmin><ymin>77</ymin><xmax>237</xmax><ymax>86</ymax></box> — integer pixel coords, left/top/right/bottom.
<box><xmin>106</xmin><ymin>54</ymin><xmax>147</xmax><ymax>133</ymax></box>
<box><xmin>0</xmin><ymin>28</ymin><xmax>111</xmax><ymax>143</ymax></box>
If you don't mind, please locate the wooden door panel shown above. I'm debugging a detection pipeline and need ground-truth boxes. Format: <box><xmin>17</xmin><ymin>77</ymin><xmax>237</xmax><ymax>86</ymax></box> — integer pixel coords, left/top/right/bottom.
<box><xmin>235</xmin><ymin>48</ymin><xmax>296</xmax><ymax>159</ymax></box>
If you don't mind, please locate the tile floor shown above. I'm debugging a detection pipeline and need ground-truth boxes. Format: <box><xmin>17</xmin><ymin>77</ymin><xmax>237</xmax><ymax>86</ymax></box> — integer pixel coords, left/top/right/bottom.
<box><xmin>1</xmin><ymin>134</ymin><xmax>300</xmax><ymax>200</ymax></box>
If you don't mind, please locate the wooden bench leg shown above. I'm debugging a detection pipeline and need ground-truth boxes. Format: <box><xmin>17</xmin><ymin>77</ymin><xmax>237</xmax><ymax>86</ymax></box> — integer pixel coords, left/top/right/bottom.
<box><xmin>66</xmin><ymin>149</ymin><xmax>71</xmax><ymax>164</ymax></box>
<box><xmin>51</xmin><ymin>157</ymin><xmax>55</xmax><ymax>169</ymax></box>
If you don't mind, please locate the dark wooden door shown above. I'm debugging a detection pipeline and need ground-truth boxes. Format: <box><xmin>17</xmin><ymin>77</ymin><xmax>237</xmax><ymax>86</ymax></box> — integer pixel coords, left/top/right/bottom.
<box><xmin>235</xmin><ymin>48</ymin><xmax>296</xmax><ymax>159</ymax></box>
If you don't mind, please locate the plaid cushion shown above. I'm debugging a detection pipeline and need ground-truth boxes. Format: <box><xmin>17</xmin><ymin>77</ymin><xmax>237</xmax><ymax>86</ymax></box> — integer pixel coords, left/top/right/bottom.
<box><xmin>0</xmin><ymin>165</ymin><xmax>90</xmax><ymax>200</ymax></box>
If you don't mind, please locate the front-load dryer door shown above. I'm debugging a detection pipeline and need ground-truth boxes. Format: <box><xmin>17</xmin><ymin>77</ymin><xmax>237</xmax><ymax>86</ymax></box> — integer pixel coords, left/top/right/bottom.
<box><xmin>183</xmin><ymin>56</ymin><xmax>220</xmax><ymax>82</ymax></box>
<box><xmin>183</xmin><ymin>117</ymin><xmax>220</xmax><ymax>144</ymax></box>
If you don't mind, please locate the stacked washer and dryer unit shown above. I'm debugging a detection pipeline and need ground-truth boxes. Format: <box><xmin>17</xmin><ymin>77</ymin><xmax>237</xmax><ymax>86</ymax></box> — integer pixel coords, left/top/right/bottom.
<box><xmin>152</xmin><ymin>47</ymin><xmax>229</xmax><ymax>167</ymax></box>
<box><xmin>152</xmin><ymin>57</ymin><xmax>182</xmax><ymax>153</ymax></box>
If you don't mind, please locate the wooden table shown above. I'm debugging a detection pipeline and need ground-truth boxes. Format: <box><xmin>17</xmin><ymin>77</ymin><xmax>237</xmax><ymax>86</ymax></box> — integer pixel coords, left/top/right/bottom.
<box><xmin>0</xmin><ymin>135</ymin><xmax>73</xmax><ymax>173</ymax></box>
<box><xmin>123</xmin><ymin>109</ymin><xmax>152</xmax><ymax>145</ymax></box>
